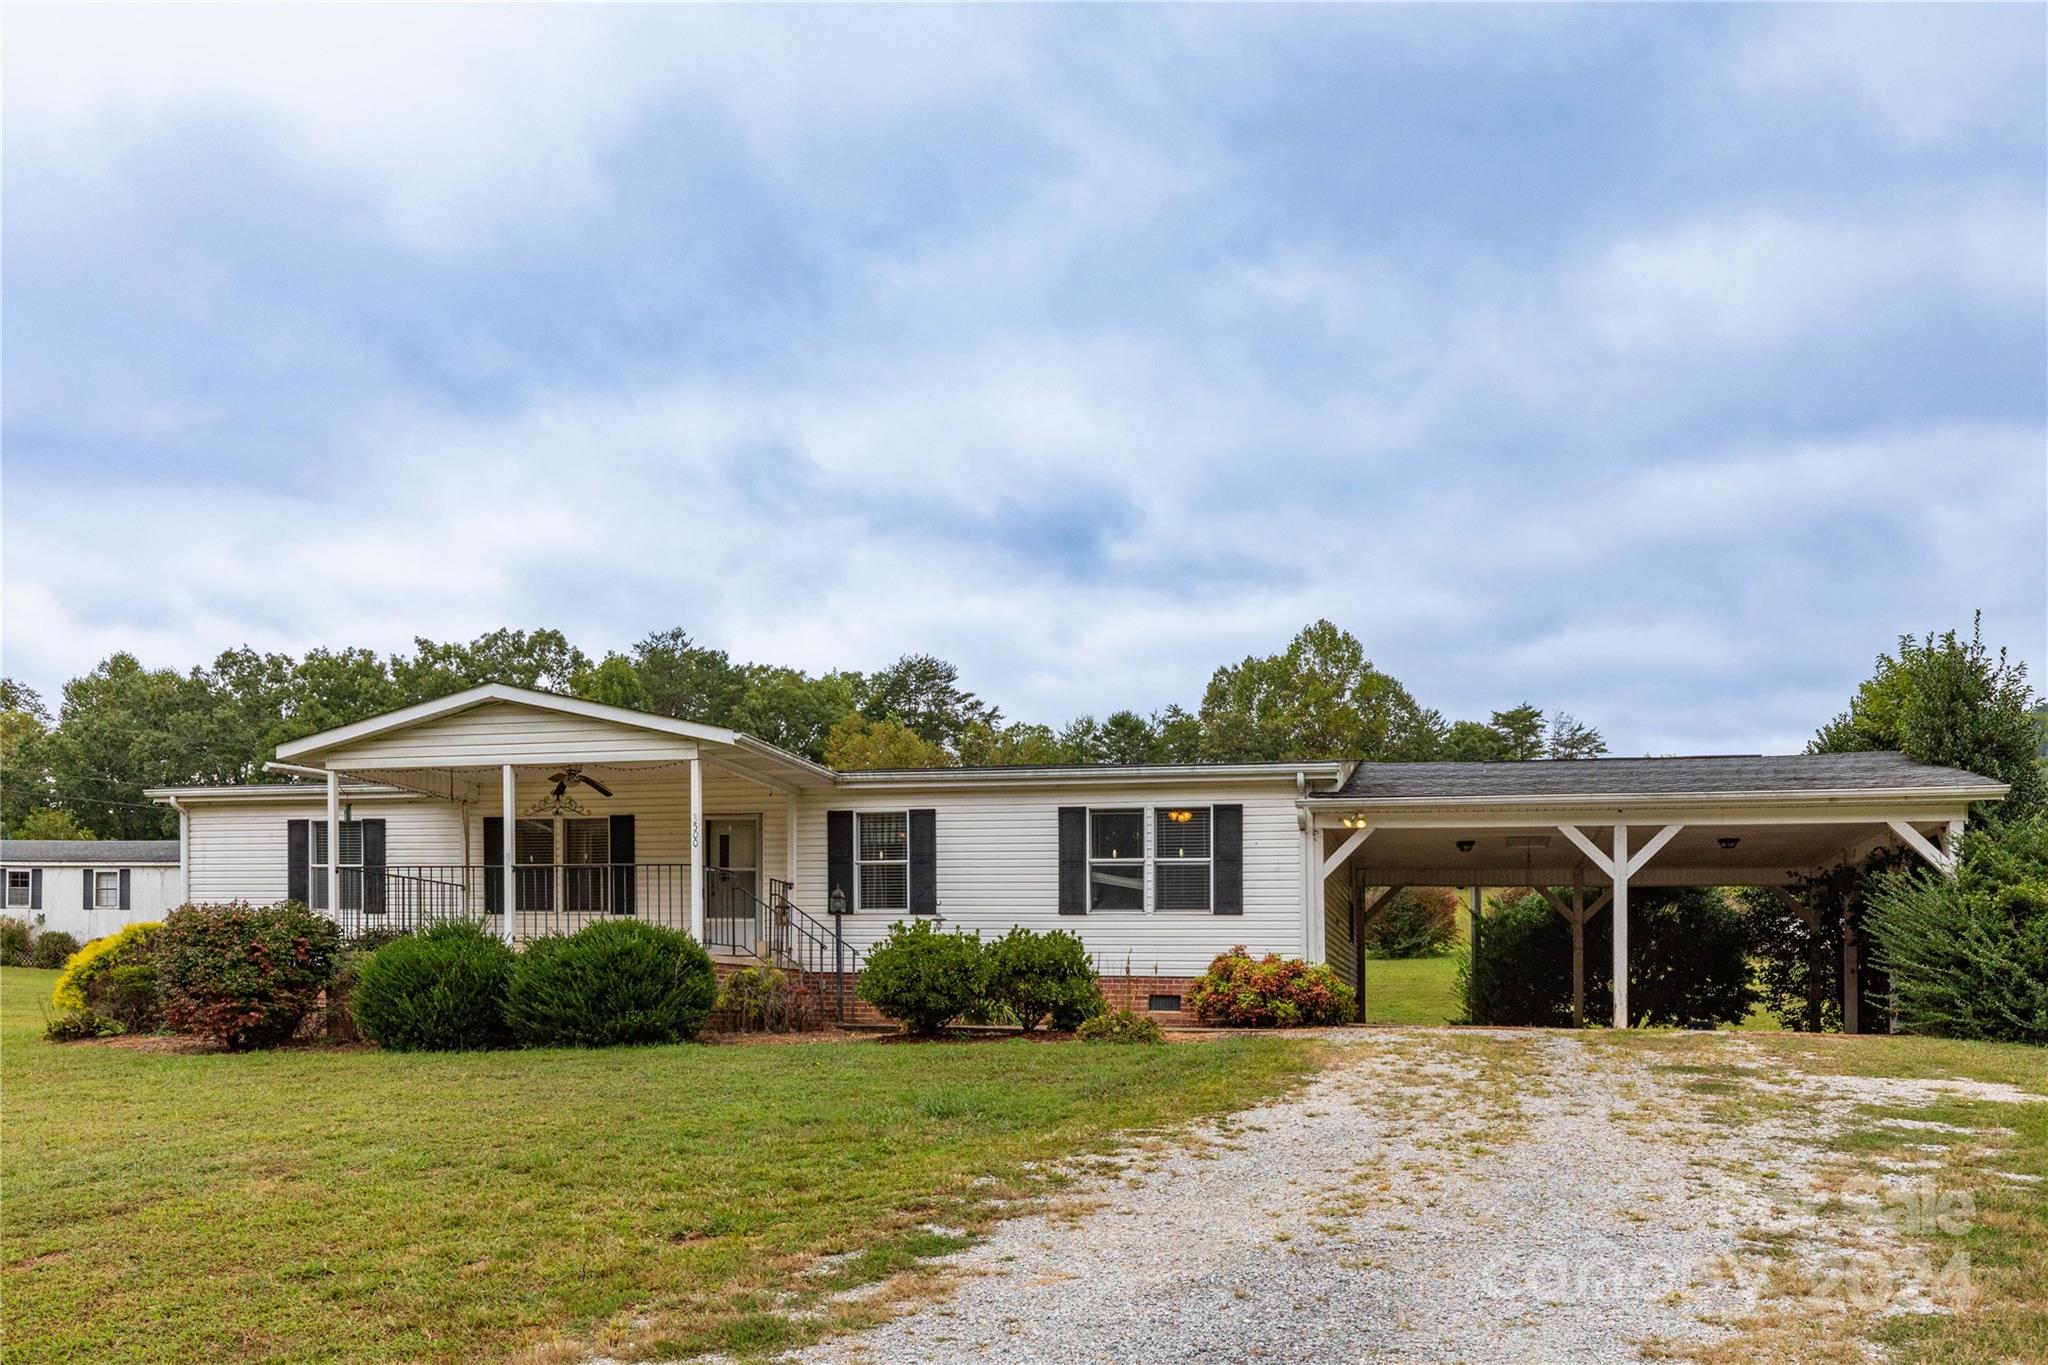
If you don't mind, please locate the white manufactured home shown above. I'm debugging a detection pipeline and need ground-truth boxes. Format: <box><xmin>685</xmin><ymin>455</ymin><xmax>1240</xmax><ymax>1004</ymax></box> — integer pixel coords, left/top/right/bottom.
<box><xmin>148</xmin><ymin>683</ymin><xmax>2005</xmax><ymax>1027</ymax></box>
<box><xmin>0</xmin><ymin>840</ymin><xmax>185</xmax><ymax>939</ymax></box>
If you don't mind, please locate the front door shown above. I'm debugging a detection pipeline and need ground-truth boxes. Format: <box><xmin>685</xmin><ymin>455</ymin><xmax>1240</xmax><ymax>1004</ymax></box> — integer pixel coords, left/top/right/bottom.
<box><xmin>704</xmin><ymin>816</ymin><xmax>760</xmax><ymax>948</ymax></box>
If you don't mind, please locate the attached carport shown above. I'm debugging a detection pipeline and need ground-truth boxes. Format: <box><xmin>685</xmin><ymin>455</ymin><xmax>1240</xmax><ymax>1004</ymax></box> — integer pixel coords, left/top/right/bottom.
<box><xmin>1301</xmin><ymin>752</ymin><xmax>2009</xmax><ymax>1029</ymax></box>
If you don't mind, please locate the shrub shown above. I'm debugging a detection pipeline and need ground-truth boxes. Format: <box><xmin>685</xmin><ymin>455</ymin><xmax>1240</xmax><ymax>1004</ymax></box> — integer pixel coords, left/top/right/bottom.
<box><xmin>505</xmin><ymin>919</ymin><xmax>716</xmax><ymax>1047</ymax></box>
<box><xmin>857</xmin><ymin>919</ymin><xmax>983</xmax><ymax>1035</ymax></box>
<box><xmin>30</xmin><ymin>930</ymin><xmax>80</xmax><ymax>970</ymax></box>
<box><xmin>1460</xmin><ymin>887</ymin><xmax>1754</xmax><ymax>1028</ymax></box>
<box><xmin>1186</xmin><ymin>947</ymin><xmax>1354</xmax><ymax>1027</ymax></box>
<box><xmin>1361</xmin><ymin>887</ymin><xmax>1459</xmax><ymax>958</ymax></box>
<box><xmin>49</xmin><ymin>921</ymin><xmax>163</xmax><ymax>1035</ymax></box>
<box><xmin>0</xmin><ymin>916</ymin><xmax>32</xmax><ymax>966</ymax></box>
<box><xmin>718</xmin><ymin>964</ymin><xmax>812</xmax><ymax>1033</ymax></box>
<box><xmin>978</xmin><ymin>926</ymin><xmax>1104</xmax><ymax>1032</ymax></box>
<box><xmin>1866</xmin><ymin>813</ymin><xmax>2048</xmax><ymax>1043</ymax></box>
<box><xmin>351</xmin><ymin>921</ymin><xmax>516</xmax><ymax>1051</ymax></box>
<box><xmin>1076</xmin><ymin>1008</ymin><xmax>1164</xmax><ymax>1043</ymax></box>
<box><xmin>156</xmin><ymin>902</ymin><xmax>343</xmax><ymax>1050</ymax></box>
<box><xmin>44</xmin><ymin>1009</ymin><xmax>120</xmax><ymax>1041</ymax></box>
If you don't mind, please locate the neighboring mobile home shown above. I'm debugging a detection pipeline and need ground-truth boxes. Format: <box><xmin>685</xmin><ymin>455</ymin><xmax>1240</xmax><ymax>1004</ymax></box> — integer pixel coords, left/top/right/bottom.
<box><xmin>147</xmin><ymin>683</ymin><xmax>2005</xmax><ymax>1027</ymax></box>
<box><xmin>0</xmin><ymin>840</ymin><xmax>184</xmax><ymax>939</ymax></box>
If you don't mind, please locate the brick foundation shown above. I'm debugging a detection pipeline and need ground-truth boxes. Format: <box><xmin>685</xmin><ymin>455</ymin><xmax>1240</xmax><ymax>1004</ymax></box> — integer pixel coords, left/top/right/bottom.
<box><xmin>729</xmin><ymin>968</ymin><xmax>1205</xmax><ymax>1031</ymax></box>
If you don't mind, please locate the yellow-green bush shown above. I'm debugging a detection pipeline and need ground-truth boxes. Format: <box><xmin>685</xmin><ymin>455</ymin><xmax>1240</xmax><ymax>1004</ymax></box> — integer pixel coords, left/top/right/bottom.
<box><xmin>50</xmin><ymin>921</ymin><xmax>164</xmax><ymax>1035</ymax></box>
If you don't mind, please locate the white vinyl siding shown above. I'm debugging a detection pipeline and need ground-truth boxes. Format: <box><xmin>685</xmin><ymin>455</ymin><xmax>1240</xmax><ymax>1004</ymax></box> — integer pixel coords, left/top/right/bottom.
<box><xmin>794</xmin><ymin>781</ymin><xmax>1304</xmax><ymax>976</ymax></box>
<box><xmin>319</xmin><ymin>700</ymin><xmax>701</xmax><ymax>769</ymax></box>
<box><xmin>185</xmin><ymin>799</ymin><xmax>461</xmax><ymax>905</ymax></box>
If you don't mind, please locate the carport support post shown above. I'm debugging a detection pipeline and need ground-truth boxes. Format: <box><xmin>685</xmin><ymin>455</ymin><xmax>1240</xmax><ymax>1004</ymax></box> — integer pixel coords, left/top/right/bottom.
<box><xmin>500</xmin><ymin>764</ymin><xmax>516</xmax><ymax>946</ymax></box>
<box><xmin>1570</xmin><ymin>867</ymin><xmax>1586</xmax><ymax>1029</ymax></box>
<box><xmin>1611</xmin><ymin>825</ymin><xmax>1629</xmax><ymax>1029</ymax></box>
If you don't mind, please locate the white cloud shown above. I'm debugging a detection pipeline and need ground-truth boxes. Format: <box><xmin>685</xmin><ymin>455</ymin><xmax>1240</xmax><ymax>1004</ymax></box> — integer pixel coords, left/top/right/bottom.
<box><xmin>1732</xmin><ymin>5</ymin><xmax>2045</xmax><ymax>147</ymax></box>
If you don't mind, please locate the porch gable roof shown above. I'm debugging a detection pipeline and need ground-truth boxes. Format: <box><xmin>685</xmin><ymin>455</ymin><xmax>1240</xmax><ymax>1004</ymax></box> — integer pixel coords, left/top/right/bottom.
<box><xmin>273</xmin><ymin>683</ymin><xmax>837</xmax><ymax>788</ymax></box>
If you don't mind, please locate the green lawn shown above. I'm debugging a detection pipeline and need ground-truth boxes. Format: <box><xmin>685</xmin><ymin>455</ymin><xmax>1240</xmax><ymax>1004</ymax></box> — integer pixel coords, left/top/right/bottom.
<box><xmin>0</xmin><ymin>967</ymin><xmax>1315</xmax><ymax>1364</ymax></box>
<box><xmin>1360</xmin><ymin>955</ymin><xmax>1462</xmax><ymax>1025</ymax></box>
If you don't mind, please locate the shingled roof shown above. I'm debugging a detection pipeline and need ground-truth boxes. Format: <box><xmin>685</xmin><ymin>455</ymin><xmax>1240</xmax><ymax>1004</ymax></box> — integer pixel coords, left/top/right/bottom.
<box><xmin>1318</xmin><ymin>751</ymin><xmax>2008</xmax><ymax>802</ymax></box>
<box><xmin>0</xmin><ymin>839</ymin><xmax>181</xmax><ymax>865</ymax></box>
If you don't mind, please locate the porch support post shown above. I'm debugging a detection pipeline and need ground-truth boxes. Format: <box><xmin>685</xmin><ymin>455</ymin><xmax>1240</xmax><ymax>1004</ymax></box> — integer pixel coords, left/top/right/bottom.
<box><xmin>325</xmin><ymin>768</ymin><xmax>341</xmax><ymax>920</ymax></box>
<box><xmin>689</xmin><ymin>755</ymin><xmax>704</xmax><ymax>943</ymax></box>
<box><xmin>500</xmin><ymin>764</ymin><xmax>516</xmax><ymax>946</ymax></box>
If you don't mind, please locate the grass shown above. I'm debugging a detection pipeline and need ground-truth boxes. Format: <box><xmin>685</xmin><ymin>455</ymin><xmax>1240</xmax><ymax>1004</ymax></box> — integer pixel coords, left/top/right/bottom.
<box><xmin>1595</xmin><ymin>1029</ymin><xmax>2048</xmax><ymax>1364</ymax></box>
<box><xmin>0</xmin><ymin>967</ymin><xmax>1316</xmax><ymax>1364</ymax></box>
<box><xmin>1360</xmin><ymin>955</ymin><xmax>1462</xmax><ymax>1025</ymax></box>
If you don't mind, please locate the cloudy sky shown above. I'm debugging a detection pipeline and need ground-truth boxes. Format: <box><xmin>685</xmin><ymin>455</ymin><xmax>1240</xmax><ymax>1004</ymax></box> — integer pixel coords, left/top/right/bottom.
<box><xmin>3</xmin><ymin>5</ymin><xmax>2043</xmax><ymax>755</ymax></box>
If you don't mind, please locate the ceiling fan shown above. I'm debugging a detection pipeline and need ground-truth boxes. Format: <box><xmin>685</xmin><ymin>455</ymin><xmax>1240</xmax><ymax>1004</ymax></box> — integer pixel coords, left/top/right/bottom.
<box><xmin>547</xmin><ymin>767</ymin><xmax>613</xmax><ymax>799</ymax></box>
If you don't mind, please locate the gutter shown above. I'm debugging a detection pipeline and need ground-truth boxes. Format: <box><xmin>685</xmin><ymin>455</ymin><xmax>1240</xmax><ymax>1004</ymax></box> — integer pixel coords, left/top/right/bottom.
<box><xmin>1303</xmin><ymin>782</ymin><xmax>2010</xmax><ymax>810</ymax></box>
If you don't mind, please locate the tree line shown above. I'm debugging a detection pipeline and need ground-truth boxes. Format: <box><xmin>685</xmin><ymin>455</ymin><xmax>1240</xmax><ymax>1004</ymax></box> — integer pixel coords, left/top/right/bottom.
<box><xmin>0</xmin><ymin>619</ymin><xmax>1607</xmax><ymax>839</ymax></box>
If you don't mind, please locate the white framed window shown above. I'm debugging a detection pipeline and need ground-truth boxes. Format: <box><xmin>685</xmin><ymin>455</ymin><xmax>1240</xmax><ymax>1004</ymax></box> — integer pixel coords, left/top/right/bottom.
<box><xmin>5</xmin><ymin>870</ymin><xmax>29</xmax><ymax>909</ymax></box>
<box><xmin>1153</xmin><ymin>806</ymin><xmax>1212</xmax><ymax>911</ymax></box>
<box><xmin>856</xmin><ymin>810</ymin><xmax>909</xmax><ymax>912</ymax></box>
<box><xmin>94</xmin><ymin>870</ymin><xmax>121</xmax><ymax>909</ymax></box>
<box><xmin>310</xmin><ymin>821</ymin><xmax>365</xmax><ymax>911</ymax></box>
<box><xmin>1088</xmin><ymin>808</ymin><xmax>1146</xmax><ymax>911</ymax></box>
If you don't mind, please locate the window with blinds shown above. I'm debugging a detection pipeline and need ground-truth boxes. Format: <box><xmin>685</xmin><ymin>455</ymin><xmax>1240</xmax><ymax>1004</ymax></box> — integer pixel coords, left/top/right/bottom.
<box><xmin>1154</xmin><ymin>807</ymin><xmax>1212</xmax><ymax>911</ymax></box>
<box><xmin>857</xmin><ymin>810</ymin><xmax>909</xmax><ymax>912</ymax></box>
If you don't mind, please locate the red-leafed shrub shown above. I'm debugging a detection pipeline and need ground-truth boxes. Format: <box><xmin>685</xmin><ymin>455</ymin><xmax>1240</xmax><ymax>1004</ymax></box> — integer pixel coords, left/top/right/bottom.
<box><xmin>156</xmin><ymin>902</ymin><xmax>342</xmax><ymax>1050</ymax></box>
<box><xmin>1186</xmin><ymin>946</ymin><xmax>1355</xmax><ymax>1027</ymax></box>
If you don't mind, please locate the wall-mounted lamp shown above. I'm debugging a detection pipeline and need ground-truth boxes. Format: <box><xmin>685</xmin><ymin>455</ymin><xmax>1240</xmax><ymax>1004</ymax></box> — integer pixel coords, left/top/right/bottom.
<box><xmin>1717</xmin><ymin>837</ymin><xmax>1741</xmax><ymax>850</ymax></box>
<box><xmin>1456</xmin><ymin>839</ymin><xmax>1476</xmax><ymax>854</ymax></box>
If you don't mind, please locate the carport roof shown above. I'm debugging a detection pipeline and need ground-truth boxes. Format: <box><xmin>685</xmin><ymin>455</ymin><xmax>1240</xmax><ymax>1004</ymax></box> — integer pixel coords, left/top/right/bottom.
<box><xmin>1316</xmin><ymin>751</ymin><xmax>2006</xmax><ymax>803</ymax></box>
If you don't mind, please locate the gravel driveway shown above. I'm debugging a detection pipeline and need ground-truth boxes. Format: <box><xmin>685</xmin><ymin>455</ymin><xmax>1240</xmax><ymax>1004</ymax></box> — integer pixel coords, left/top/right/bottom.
<box><xmin>784</xmin><ymin>1028</ymin><xmax>2013</xmax><ymax>1365</ymax></box>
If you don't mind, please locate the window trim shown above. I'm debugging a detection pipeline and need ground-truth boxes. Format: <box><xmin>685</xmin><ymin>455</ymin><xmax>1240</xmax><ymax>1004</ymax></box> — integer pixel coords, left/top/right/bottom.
<box><xmin>1086</xmin><ymin>807</ymin><xmax>1148</xmax><ymax>913</ymax></box>
<box><xmin>93</xmin><ymin>868</ymin><xmax>122</xmax><ymax>910</ymax></box>
<box><xmin>1151</xmin><ymin>804</ymin><xmax>1214</xmax><ymax>913</ymax></box>
<box><xmin>854</xmin><ymin>809</ymin><xmax>911</xmax><ymax>913</ymax></box>
<box><xmin>4</xmin><ymin>869</ymin><xmax>29</xmax><ymax>909</ymax></box>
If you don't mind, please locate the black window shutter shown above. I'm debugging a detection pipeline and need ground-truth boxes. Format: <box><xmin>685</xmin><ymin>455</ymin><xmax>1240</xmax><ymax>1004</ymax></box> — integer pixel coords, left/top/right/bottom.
<box><xmin>608</xmin><ymin>814</ymin><xmax>636</xmax><ymax>916</ymax></box>
<box><xmin>287</xmin><ymin>819</ymin><xmax>310</xmax><ymax>905</ymax></box>
<box><xmin>909</xmin><ymin>809</ymin><xmax>937</xmax><ymax>915</ymax></box>
<box><xmin>83</xmin><ymin>866</ymin><xmax>95</xmax><ymax>910</ymax></box>
<box><xmin>29</xmin><ymin>869</ymin><xmax>41</xmax><ymax>911</ymax></box>
<box><xmin>826</xmin><ymin>811</ymin><xmax>853</xmax><ymax>912</ymax></box>
<box><xmin>362</xmin><ymin>819</ymin><xmax>386</xmax><ymax>916</ymax></box>
<box><xmin>119</xmin><ymin>868</ymin><xmax>132</xmax><ymax>912</ymax></box>
<box><xmin>1058</xmin><ymin>806</ymin><xmax>1086</xmax><ymax>915</ymax></box>
<box><xmin>482</xmin><ymin>817</ymin><xmax>504</xmax><ymax>916</ymax></box>
<box><xmin>1213</xmin><ymin>804</ymin><xmax>1243</xmax><ymax>915</ymax></box>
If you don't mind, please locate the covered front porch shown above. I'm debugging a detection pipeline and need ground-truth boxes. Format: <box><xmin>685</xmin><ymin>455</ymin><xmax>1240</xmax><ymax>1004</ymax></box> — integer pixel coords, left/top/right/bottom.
<box><xmin>271</xmin><ymin>684</ymin><xmax>842</xmax><ymax>966</ymax></box>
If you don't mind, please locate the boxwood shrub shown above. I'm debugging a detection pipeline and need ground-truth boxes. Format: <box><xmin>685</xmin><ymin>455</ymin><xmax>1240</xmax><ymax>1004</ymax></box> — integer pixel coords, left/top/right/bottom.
<box><xmin>156</xmin><ymin>902</ymin><xmax>342</xmax><ymax>1050</ymax></box>
<box><xmin>1076</xmin><ymin>1007</ymin><xmax>1164</xmax><ymax>1044</ymax></box>
<box><xmin>352</xmin><ymin>921</ymin><xmax>516</xmax><ymax>1051</ymax></box>
<box><xmin>978</xmin><ymin>926</ymin><xmax>1103</xmax><ymax>1032</ymax></box>
<box><xmin>505</xmin><ymin>919</ymin><xmax>716</xmax><ymax>1047</ymax></box>
<box><xmin>30</xmin><ymin>930</ymin><xmax>80</xmax><ymax>970</ymax></box>
<box><xmin>1186</xmin><ymin>946</ymin><xmax>1355</xmax><ymax>1027</ymax></box>
<box><xmin>857</xmin><ymin>919</ymin><xmax>984</xmax><ymax>1036</ymax></box>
